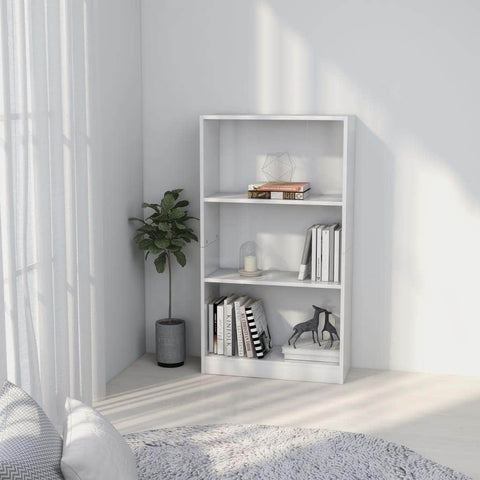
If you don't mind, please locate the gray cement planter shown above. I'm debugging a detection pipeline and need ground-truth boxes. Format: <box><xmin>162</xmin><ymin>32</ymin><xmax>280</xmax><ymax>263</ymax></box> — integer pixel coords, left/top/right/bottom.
<box><xmin>155</xmin><ymin>318</ymin><xmax>185</xmax><ymax>367</ymax></box>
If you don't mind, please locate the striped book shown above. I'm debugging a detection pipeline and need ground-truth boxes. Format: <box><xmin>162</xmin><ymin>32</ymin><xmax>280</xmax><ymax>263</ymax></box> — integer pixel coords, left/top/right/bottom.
<box><xmin>239</xmin><ymin>298</ymin><xmax>255</xmax><ymax>358</ymax></box>
<box><xmin>245</xmin><ymin>300</ymin><xmax>271</xmax><ymax>358</ymax></box>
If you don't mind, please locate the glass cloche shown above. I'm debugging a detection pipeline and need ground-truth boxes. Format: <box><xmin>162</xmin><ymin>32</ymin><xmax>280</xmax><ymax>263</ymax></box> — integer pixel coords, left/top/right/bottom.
<box><xmin>238</xmin><ymin>241</ymin><xmax>262</xmax><ymax>277</ymax></box>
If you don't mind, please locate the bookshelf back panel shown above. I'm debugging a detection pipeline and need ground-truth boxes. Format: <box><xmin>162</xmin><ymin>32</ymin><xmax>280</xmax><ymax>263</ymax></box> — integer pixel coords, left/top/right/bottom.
<box><xmin>217</xmin><ymin>284</ymin><xmax>340</xmax><ymax>349</ymax></box>
<box><xmin>203</xmin><ymin>120</ymin><xmax>344</xmax><ymax>196</ymax></box>
<box><xmin>217</xmin><ymin>203</ymin><xmax>342</xmax><ymax>272</ymax></box>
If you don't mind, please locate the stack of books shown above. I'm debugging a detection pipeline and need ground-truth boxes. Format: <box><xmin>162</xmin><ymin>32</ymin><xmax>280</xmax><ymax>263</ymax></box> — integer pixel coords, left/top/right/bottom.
<box><xmin>247</xmin><ymin>181</ymin><xmax>311</xmax><ymax>200</ymax></box>
<box><xmin>298</xmin><ymin>224</ymin><xmax>342</xmax><ymax>282</ymax></box>
<box><xmin>282</xmin><ymin>334</ymin><xmax>340</xmax><ymax>363</ymax></box>
<box><xmin>206</xmin><ymin>296</ymin><xmax>271</xmax><ymax>359</ymax></box>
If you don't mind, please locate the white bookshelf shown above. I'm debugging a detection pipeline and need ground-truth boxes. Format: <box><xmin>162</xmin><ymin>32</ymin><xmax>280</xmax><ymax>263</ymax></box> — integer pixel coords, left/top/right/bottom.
<box><xmin>200</xmin><ymin>115</ymin><xmax>355</xmax><ymax>384</ymax></box>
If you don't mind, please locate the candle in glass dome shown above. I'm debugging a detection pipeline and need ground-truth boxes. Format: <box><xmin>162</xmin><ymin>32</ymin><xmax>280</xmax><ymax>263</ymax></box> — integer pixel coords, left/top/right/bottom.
<box><xmin>244</xmin><ymin>255</ymin><xmax>257</xmax><ymax>272</ymax></box>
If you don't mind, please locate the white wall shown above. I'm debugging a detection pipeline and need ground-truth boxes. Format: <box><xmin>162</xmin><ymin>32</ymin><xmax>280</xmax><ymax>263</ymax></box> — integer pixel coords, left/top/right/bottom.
<box><xmin>141</xmin><ymin>0</ymin><xmax>480</xmax><ymax>376</ymax></box>
<box><xmin>97</xmin><ymin>0</ymin><xmax>145</xmax><ymax>381</ymax></box>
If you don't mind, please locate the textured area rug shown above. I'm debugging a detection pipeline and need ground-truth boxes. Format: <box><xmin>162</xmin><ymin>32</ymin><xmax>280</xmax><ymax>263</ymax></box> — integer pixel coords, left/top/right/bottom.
<box><xmin>124</xmin><ymin>424</ymin><xmax>470</xmax><ymax>480</ymax></box>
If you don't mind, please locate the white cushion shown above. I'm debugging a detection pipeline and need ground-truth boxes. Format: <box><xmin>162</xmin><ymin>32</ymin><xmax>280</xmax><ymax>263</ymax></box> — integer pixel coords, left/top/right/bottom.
<box><xmin>61</xmin><ymin>397</ymin><xmax>137</xmax><ymax>480</ymax></box>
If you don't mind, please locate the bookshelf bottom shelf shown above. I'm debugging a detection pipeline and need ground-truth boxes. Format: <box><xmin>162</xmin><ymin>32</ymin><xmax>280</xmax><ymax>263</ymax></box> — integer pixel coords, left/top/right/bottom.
<box><xmin>201</xmin><ymin>347</ymin><xmax>344</xmax><ymax>384</ymax></box>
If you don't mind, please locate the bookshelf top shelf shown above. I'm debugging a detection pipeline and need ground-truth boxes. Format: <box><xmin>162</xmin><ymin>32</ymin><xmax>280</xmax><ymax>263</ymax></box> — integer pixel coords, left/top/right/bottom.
<box><xmin>201</xmin><ymin>114</ymin><xmax>352</xmax><ymax>122</ymax></box>
<box><xmin>204</xmin><ymin>268</ymin><xmax>342</xmax><ymax>289</ymax></box>
<box><xmin>204</xmin><ymin>192</ymin><xmax>343</xmax><ymax>207</ymax></box>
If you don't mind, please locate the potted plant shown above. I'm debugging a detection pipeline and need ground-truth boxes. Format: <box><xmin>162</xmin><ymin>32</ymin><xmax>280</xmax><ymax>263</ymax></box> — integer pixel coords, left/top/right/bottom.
<box><xmin>130</xmin><ymin>189</ymin><xmax>198</xmax><ymax>367</ymax></box>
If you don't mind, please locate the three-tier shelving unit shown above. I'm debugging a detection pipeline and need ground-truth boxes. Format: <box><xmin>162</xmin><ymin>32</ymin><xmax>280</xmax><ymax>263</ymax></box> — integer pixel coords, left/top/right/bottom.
<box><xmin>200</xmin><ymin>115</ymin><xmax>355</xmax><ymax>384</ymax></box>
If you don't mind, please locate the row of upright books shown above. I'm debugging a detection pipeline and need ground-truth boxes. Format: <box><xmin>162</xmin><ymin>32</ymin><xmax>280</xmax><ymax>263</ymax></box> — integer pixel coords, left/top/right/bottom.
<box><xmin>298</xmin><ymin>224</ymin><xmax>342</xmax><ymax>282</ymax></box>
<box><xmin>247</xmin><ymin>181</ymin><xmax>311</xmax><ymax>200</ymax></box>
<box><xmin>206</xmin><ymin>295</ymin><xmax>271</xmax><ymax>359</ymax></box>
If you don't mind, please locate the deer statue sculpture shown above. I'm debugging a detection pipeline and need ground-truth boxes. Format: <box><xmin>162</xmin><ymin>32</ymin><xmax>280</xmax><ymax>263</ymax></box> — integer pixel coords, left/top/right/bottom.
<box><xmin>287</xmin><ymin>305</ymin><xmax>340</xmax><ymax>349</ymax></box>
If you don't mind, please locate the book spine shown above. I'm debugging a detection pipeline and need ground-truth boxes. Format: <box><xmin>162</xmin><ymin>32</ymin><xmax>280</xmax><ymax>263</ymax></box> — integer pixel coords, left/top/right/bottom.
<box><xmin>247</xmin><ymin>191</ymin><xmax>271</xmax><ymax>199</ymax></box>
<box><xmin>283</xmin><ymin>190</ymin><xmax>311</xmax><ymax>200</ymax></box>
<box><xmin>334</xmin><ymin>228</ymin><xmax>341</xmax><ymax>283</ymax></box>
<box><xmin>225</xmin><ymin>304</ymin><xmax>233</xmax><ymax>356</ymax></box>
<box><xmin>239</xmin><ymin>306</ymin><xmax>254</xmax><ymax>358</ymax></box>
<box><xmin>311</xmin><ymin>226</ymin><xmax>317</xmax><ymax>281</ymax></box>
<box><xmin>213</xmin><ymin>304</ymin><xmax>218</xmax><ymax>354</ymax></box>
<box><xmin>250</xmin><ymin>184</ymin><xmax>310</xmax><ymax>192</ymax></box>
<box><xmin>321</xmin><ymin>229</ymin><xmax>330</xmax><ymax>281</ymax></box>
<box><xmin>298</xmin><ymin>228</ymin><xmax>313</xmax><ymax>281</ymax></box>
<box><xmin>217</xmin><ymin>305</ymin><xmax>224</xmax><ymax>355</ymax></box>
<box><xmin>245</xmin><ymin>307</ymin><xmax>264</xmax><ymax>358</ymax></box>
<box><xmin>234</xmin><ymin>303</ymin><xmax>245</xmax><ymax>357</ymax></box>
<box><xmin>328</xmin><ymin>226</ymin><xmax>336</xmax><ymax>281</ymax></box>
<box><xmin>248</xmin><ymin>190</ymin><xmax>311</xmax><ymax>200</ymax></box>
<box><xmin>208</xmin><ymin>303</ymin><xmax>214</xmax><ymax>353</ymax></box>
<box><xmin>316</xmin><ymin>227</ymin><xmax>322</xmax><ymax>281</ymax></box>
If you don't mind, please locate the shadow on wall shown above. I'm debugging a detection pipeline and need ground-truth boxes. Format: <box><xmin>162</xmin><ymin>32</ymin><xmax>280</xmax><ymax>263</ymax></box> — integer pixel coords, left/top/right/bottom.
<box><xmin>254</xmin><ymin>0</ymin><xmax>480</xmax><ymax>375</ymax></box>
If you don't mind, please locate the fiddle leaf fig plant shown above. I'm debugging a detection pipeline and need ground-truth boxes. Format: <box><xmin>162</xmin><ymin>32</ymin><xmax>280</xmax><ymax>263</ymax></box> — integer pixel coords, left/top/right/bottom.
<box><xmin>130</xmin><ymin>189</ymin><xmax>198</xmax><ymax>319</ymax></box>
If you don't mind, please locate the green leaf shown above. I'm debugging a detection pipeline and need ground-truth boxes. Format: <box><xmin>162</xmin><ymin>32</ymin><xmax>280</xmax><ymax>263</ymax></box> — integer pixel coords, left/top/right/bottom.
<box><xmin>142</xmin><ymin>202</ymin><xmax>160</xmax><ymax>212</ymax></box>
<box><xmin>138</xmin><ymin>238</ymin><xmax>152</xmax><ymax>250</ymax></box>
<box><xmin>175</xmin><ymin>223</ymin><xmax>186</xmax><ymax>230</ymax></box>
<box><xmin>171</xmin><ymin>239</ymin><xmax>185</xmax><ymax>247</ymax></box>
<box><xmin>181</xmin><ymin>230</ymin><xmax>198</xmax><ymax>242</ymax></box>
<box><xmin>154</xmin><ymin>253</ymin><xmax>167</xmax><ymax>273</ymax></box>
<box><xmin>174</xmin><ymin>250</ymin><xmax>186</xmax><ymax>267</ymax></box>
<box><xmin>175</xmin><ymin>200</ymin><xmax>189</xmax><ymax>208</ymax></box>
<box><xmin>157</xmin><ymin>222</ymin><xmax>169</xmax><ymax>232</ymax></box>
<box><xmin>129</xmin><ymin>217</ymin><xmax>146</xmax><ymax>224</ymax></box>
<box><xmin>170</xmin><ymin>208</ymin><xmax>186</xmax><ymax>220</ymax></box>
<box><xmin>154</xmin><ymin>238</ymin><xmax>170</xmax><ymax>249</ymax></box>
<box><xmin>161</xmin><ymin>193</ymin><xmax>175</xmax><ymax>211</ymax></box>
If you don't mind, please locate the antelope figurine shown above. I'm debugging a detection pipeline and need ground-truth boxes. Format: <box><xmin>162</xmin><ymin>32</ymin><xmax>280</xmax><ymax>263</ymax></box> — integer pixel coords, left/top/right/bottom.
<box><xmin>287</xmin><ymin>305</ymin><xmax>340</xmax><ymax>349</ymax></box>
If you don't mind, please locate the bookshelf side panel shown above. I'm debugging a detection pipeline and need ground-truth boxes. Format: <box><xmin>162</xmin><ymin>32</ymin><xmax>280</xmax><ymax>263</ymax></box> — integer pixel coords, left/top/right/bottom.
<box><xmin>202</xmin><ymin>119</ymin><xmax>220</xmax><ymax>197</ymax></box>
<box><xmin>340</xmin><ymin>117</ymin><xmax>356</xmax><ymax>380</ymax></box>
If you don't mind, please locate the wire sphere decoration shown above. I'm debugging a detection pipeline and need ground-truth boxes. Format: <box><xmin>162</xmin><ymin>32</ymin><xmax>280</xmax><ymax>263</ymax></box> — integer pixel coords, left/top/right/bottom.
<box><xmin>261</xmin><ymin>152</ymin><xmax>295</xmax><ymax>182</ymax></box>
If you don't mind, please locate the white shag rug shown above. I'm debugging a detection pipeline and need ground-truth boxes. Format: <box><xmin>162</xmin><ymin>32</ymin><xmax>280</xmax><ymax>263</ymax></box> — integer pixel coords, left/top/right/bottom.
<box><xmin>124</xmin><ymin>424</ymin><xmax>470</xmax><ymax>480</ymax></box>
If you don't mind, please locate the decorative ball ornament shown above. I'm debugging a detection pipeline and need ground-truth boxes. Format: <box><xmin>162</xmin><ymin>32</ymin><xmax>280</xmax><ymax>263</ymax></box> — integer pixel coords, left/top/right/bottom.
<box><xmin>261</xmin><ymin>152</ymin><xmax>295</xmax><ymax>182</ymax></box>
<box><xmin>238</xmin><ymin>241</ymin><xmax>262</xmax><ymax>277</ymax></box>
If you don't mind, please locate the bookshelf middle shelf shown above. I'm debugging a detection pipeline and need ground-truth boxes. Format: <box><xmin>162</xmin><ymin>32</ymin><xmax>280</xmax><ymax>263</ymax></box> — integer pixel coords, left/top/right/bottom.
<box><xmin>204</xmin><ymin>268</ymin><xmax>341</xmax><ymax>289</ymax></box>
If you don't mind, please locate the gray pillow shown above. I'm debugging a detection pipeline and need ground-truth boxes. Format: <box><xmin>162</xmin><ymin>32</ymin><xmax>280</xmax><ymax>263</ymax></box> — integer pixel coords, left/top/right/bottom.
<box><xmin>0</xmin><ymin>381</ymin><xmax>64</xmax><ymax>480</ymax></box>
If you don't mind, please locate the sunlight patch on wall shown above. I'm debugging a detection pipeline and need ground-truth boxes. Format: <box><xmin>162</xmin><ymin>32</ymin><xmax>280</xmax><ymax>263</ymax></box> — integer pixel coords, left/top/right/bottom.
<box><xmin>388</xmin><ymin>137</ymin><xmax>480</xmax><ymax>375</ymax></box>
<box><xmin>282</xmin><ymin>26</ymin><xmax>312</xmax><ymax>113</ymax></box>
<box><xmin>256</xmin><ymin>2</ymin><xmax>281</xmax><ymax>113</ymax></box>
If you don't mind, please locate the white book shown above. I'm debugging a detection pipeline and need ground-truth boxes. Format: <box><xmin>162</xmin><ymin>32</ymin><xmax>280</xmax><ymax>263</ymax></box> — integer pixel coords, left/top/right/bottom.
<box><xmin>234</xmin><ymin>296</ymin><xmax>249</xmax><ymax>357</ymax></box>
<box><xmin>310</xmin><ymin>225</ymin><xmax>319</xmax><ymax>281</ymax></box>
<box><xmin>216</xmin><ymin>303</ymin><xmax>225</xmax><ymax>355</ymax></box>
<box><xmin>224</xmin><ymin>295</ymin><xmax>237</xmax><ymax>356</ymax></box>
<box><xmin>282</xmin><ymin>336</ymin><xmax>340</xmax><ymax>363</ymax></box>
<box><xmin>298</xmin><ymin>225</ymin><xmax>314</xmax><ymax>280</ymax></box>
<box><xmin>334</xmin><ymin>226</ymin><xmax>342</xmax><ymax>283</ymax></box>
<box><xmin>327</xmin><ymin>224</ymin><xmax>337</xmax><ymax>281</ymax></box>
<box><xmin>321</xmin><ymin>227</ymin><xmax>330</xmax><ymax>281</ymax></box>
<box><xmin>316</xmin><ymin>225</ymin><xmax>325</xmax><ymax>281</ymax></box>
<box><xmin>207</xmin><ymin>301</ymin><xmax>214</xmax><ymax>353</ymax></box>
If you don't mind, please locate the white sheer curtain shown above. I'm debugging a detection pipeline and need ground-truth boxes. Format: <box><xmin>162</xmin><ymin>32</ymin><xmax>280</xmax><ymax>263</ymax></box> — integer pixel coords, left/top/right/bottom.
<box><xmin>0</xmin><ymin>0</ymin><xmax>105</xmax><ymax>426</ymax></box>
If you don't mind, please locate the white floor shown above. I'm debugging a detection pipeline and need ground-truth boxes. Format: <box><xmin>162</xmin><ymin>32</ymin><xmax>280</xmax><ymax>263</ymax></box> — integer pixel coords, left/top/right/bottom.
<box><xmin>96</xmin><ymin>354</ymin><xmax>480</xmax><ymax>479</ymax></box>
